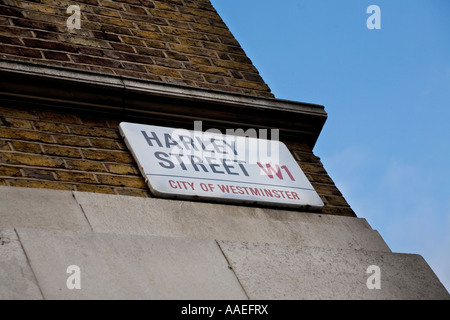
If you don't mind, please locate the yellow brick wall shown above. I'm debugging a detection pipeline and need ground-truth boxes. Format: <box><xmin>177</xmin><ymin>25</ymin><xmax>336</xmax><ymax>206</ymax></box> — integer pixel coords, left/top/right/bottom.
<box><xmin>0</xmin><ymin>0</ymin><xmax>273</xmax><ymax>97</ymax></box>
<box><xmin>0</xmin><ymin>104</ymin><xmax>149</xmax><ymax>197</ymax></box>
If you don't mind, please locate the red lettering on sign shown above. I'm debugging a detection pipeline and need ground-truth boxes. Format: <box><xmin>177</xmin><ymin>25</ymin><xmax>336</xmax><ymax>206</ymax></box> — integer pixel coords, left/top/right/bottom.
<box><xmin>257</xmin><ymin>163</ymin><xmax>296</xmax><ymax>181</ymax></box>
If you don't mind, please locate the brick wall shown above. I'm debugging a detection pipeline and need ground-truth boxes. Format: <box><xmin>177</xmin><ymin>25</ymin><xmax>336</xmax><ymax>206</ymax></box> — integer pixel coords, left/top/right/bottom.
<box><xmin>0</xmin><ymin>103</ymin><xmax>149</xmax><ymax>197</ymax></box>
<box><xmin>0</xmin><ymin>103</ymin><xmax>355</xmax><ymax>216</ymax></box>
<box><xmin>0</xmin><ymin>0</ymin><xmax>272</xmax><ymax>97</ymax></box>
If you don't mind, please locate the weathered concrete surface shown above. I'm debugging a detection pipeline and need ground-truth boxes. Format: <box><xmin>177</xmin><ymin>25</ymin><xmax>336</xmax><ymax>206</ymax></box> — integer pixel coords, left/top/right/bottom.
<box><xmin>74</xmin><ymin>191</ymin><xmax>390</xmax><ymax>252</ymax></box>
<box><xmin>218</xmin><ymin>241</ymin><xmax>450</xmax><ymax>300</ymax></box>
<box><xmin>0</xmin><ymin>186</ymin><xmax>389</xmax><ymax>252</ymax></box>
<box><xmin>0</xmin><ymin>186</ymin><xmax>91</xmax><ymax>232</ymax></box>
<box><xmin>0</xmin><ymin>228</ymin><xmax>43</xmax><ymax>299</ymax></box>
<box><xmin>16</xmin><ymin>228</ymin><xmax>247</xmax><ymax>300</ymax></box>
<box><xmin>1</xmin><ymin>187</ymin><xmax>447</xmax><ymax>300</ymax></box>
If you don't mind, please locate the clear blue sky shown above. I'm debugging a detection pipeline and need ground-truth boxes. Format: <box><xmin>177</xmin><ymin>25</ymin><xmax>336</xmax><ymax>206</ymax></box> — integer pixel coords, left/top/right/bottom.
<box><xmin>210</xmin><ymin>0</ymin><xmax>450</xmax><ymax>291</ymax></box>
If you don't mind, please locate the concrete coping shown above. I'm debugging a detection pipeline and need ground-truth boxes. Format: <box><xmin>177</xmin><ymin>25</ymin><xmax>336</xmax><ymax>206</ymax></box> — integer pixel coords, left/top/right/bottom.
<box><xmin>0</xmin><ymin>58</ymin><xmax>327</xmax><ymax>147</ymax></box>
<box><xmin>0</xmin><ymin>58</ymin><xmax>326</xmax><ymax>117</ymax></box>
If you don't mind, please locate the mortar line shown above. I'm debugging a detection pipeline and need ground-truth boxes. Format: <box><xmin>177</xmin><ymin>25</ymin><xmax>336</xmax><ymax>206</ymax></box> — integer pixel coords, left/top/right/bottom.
<box><xmin>71</xmin><ymin>191</ymin><xmax>94</xmax><ymax>232</ymax></box>
<box><xmin>14</xmin><ymin>228</ymin><xmax>46</xmax><ymax>300</ymax></box>
<box><xmin>214</xmin><ymin>239</ymin><xmax>250</xmax><ymax>300</ymax></box>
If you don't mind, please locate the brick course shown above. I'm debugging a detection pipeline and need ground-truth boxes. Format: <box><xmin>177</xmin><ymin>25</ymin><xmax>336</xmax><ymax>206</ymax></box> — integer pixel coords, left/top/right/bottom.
<box><xmin>0</xmin><ymin>0</ymin><xmax>272</xmax><ymax>97</ymax></box>
<box><xmin>0</xmin><ymin>105</ymin><xmax>150</xmax><ymax>197</ymax></box>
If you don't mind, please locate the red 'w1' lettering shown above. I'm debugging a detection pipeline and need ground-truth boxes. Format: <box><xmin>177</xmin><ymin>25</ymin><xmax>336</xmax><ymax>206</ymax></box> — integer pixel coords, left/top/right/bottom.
<box><xmin>257</xmin><ymin>163</ymin><xmax>295</xmax><ymax>181</ymax></box>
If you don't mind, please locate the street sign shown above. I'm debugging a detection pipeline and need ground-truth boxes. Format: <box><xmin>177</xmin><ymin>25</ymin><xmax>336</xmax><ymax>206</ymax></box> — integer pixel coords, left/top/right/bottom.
<box><xmin>119</xmin><ymin>122</ymin><xmax>324</xmax><ymax>209</ymax></box>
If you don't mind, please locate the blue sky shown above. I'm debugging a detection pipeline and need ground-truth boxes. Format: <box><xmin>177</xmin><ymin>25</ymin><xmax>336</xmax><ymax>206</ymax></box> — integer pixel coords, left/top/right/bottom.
<box><xmin>210</xmin><ymin>0</ymin><xmax>450</xmax><ymax>291</ymax></box>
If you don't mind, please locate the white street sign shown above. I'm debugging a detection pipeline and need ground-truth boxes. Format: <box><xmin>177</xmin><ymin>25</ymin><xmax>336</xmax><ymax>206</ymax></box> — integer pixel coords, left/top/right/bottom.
<box><xmin>119</xmin><ymin>122</ymin><xmax>324</xmax><ymax>209</ymax></box>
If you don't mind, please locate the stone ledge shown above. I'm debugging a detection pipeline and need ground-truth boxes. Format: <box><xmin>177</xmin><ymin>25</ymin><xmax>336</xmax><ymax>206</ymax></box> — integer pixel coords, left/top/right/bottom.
<box><xmin>2</xmin><ymin>225</ymin><xmax>447</xmax><ymax>300</ymax></box>
<box><xmin>218</xmin><ymin>240</ymin><xmax>450</xmax><ymax>300</ymax></box>
<box><xmin>0</xmin><ymin>185</ymin><xmax>91</xmax><ymax>232</ymax></box>
<box><xmin>0</xmin><ymin>185</ymin><xmax>389</xmax><ymax>251</ymax></box>
<box><xmin>0</xmin><ymin>228</ymin><xmax>43</xmax><ymax>300</ymax></box>
<box><xmin>0</xmin><ymin>59</ymin><xmax>327</xmax><ymax>147</ymax></box>
<box><xmin>16</xmin><ymin>227</ymin><xmax>247</xmax><ymax>300</ymax></box>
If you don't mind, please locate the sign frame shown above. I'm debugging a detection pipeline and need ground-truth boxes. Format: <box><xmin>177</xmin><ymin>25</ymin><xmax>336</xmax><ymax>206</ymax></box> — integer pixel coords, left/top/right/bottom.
<box><xmin>119</xmin><ymin>122</ymin><xmax>324</xmax><ymax>209</ymax></box>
